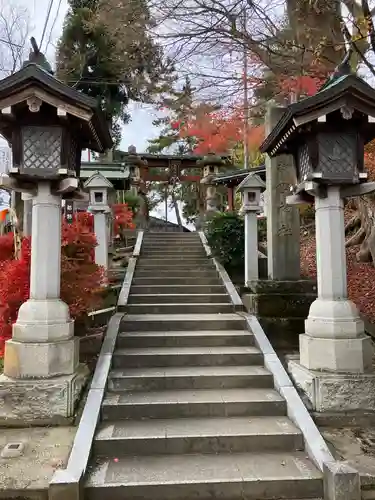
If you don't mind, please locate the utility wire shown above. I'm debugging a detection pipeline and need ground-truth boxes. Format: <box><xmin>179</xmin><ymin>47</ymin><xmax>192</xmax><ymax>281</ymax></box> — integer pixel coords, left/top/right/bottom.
<box><xmin>0</xmin><ymin>38</ymin><xmax>22</xmax><ymax>48</ymax></box>
<box><xmin>40</xmin><ymin>0</ymin><xmax>55</xmax><ymax>50</ymax></box>
<box><xmin>45</xmin><ymin>0</ymin><xmax>63</xmax><ymax>53</ymax></box>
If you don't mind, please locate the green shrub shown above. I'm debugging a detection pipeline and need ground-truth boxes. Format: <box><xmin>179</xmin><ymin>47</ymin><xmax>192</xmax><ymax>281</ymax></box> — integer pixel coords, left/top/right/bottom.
<box><xmin>258</xmin><ymin>217</ymin><xmax>267</xmax><ymax>242</ymax></box>
<box><xmin>204</xmin><ymin>211</ymin><xmax>245</xmax><ymax>274</ymax></box>
<box><xmin>123</xmin><ymin>191</ymin><xmax>141</xmax><ymax>214</ymax></box>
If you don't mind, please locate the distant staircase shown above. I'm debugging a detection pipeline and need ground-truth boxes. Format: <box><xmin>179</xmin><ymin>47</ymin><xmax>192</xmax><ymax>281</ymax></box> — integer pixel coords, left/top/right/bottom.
<box><xmin>85</xmin><ymin>232</ymin><xmax>323</xmax><ymax>500</ymax></box>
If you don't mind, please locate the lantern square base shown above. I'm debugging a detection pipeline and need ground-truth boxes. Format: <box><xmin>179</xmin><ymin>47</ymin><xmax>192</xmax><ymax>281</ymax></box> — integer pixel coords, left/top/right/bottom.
<box><xmin>3</xmin><ymin>337</ymin><xmax>79</xmax><ymax>379</ymax></box>
<box><xmin>287</xmin><ymin>358</ymin><xmax>375</xmax><ymax>413</ymax></box>
<box><xmin>299</xmin><ymin>333</ymin><xmax>373</xmax><ymax>373</ymax></box>
<box><xmin>0</xmin><ymin>364</ymin><xmax>89</xmax><ymax>426</ymax></box>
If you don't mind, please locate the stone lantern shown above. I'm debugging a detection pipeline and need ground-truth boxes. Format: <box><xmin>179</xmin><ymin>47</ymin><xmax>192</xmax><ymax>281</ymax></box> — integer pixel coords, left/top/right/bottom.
<box><xmin>0</xmin><ymin>42</ymin><xmax>112</xmax><ymax>424</ymax></box>
<box><xmin>84</xmin><ymin>171</ymin><xmax>114</xmax><ymax>270</ymax></box>
<box><xmin>128</xmin><ymin>144</ymin><xmax>147</xmax><ymax>194</ymax></box>
<box><xmin>198</xmin><ymin>152</ymin><xmax>225</xmax><ymax>214</ymax></box>
<box><xmin>237</xmin><ymin>173</ymin><xmax>266</xmax><ymax>284</ymax></box>
<box><xmin>261</xmin><ymin>65</ymin><xmax>375</xmax><ymax>411</ymax></box>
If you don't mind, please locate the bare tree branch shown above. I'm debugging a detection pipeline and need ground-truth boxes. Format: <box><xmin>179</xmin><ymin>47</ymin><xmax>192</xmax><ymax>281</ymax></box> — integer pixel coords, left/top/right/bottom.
<box><xmin>0</xmin><ymin>0</ymin><xmax>30</xmax><ymax>77</ymax></box>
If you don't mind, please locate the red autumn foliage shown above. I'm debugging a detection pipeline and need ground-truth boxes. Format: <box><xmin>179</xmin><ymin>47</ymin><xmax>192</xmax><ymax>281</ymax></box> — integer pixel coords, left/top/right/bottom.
<box><xmin>0</xmin><ymin>219</ymin><xmax>104</xmax><ymax>357</ymax></box>
<box><xmin>0</xmin><ymin>233</ymin><xmax>16</xmax><ymax>262</ymax></box>
<box><xmin>178</xmin><ymin>107</ymin><xmax>265</xmax><ymax>154</ymax></box>
<box><xmin>112</xmin><ymin>203</ymin><xmax>135</xmax><ymax>236</ymax></box>
<box><xmin>278</xmin><ymin>75</ymin><xmax>325</xmax><ymax>98</ymax></box>
<box><xmin>74</xmin><ymin>211</ymin><xmax>94</xmax><ymax>230</ymax></box>
<box><xmin>300</xmin><ymin>208</ymin><xmax>375</xmax><ymax>323</ymax></box>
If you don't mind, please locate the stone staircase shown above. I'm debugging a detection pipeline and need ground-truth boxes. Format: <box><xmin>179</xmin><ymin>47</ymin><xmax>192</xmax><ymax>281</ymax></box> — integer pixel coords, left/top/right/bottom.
<box><xmin>85</xmin><ymin>232</ymin><xmax>323</xmax><ymax>500</ymax></box>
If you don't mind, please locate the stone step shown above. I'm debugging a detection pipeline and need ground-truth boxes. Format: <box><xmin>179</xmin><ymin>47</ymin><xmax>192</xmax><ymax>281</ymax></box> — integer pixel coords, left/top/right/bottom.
<box><xmin>130</xmin><ymin>284</ymin><xmax>226</xmax><ymax>295</ymax></box>
<box><xmin>142</xmin><ymin>238</ymin><xmax>202</xmax><ymax>243</ymax></box>
<box><xmin>112</xmin><ymin>346</ymin><xmax>263</xmax><ymax>369</ymax></box>
<box><xmin>142</xmin><ymin>235</ymin><xmax>200</xmax><ymax>241</ymax></box>
<box><xmin>120</xmin><ymin>314</ymin><xmax>246</xmax><ymax>332</ymax></box>
<box><xmin>128</xmin><ymin>293</ymin><xmax>230</xmax><ymax>305</ymax></box>
<box><xmin>108</xmin><ymin>365</ymin><xmax>273</xmax><ymax>391</ymax></box>
<box><xmin>134</xmin><ymin>269</ymin><xmax>218</xmax><ymax>277</ymax></box>
<box><xmin>137</xmin><ymin>260</ymin><xmax>213</xmax><ymax>268</ymax></box>
<box><xmin>93</xmin><ymin>416</ymin><xmax>304</xmax><ymax>457</ymax></box>
<box><xmin>141</xmin><ymin>247</ymin><xmax>204</xmax><ymax>253</ymax></box>
<box><xmin>132</xmin><ymin>276</ymin><xmax>222</xmax><ymax>286</ymax></box>
<box><xmin>142</xmin><ymin>242</ymin><xmax>203</xmax><ymax>248</ymax></box>
<box><xmin>102</xmin><ymin>388</ymin><xmax>286</xmax><ymax>420</ymax></box>
<box><xmin>140</xmin><ymin>251</ymin><xmax>206</xmax><ymax>258</ymax></box>
<box><xmin>85</xmin><ymin>451</ymin><xmax>322</xmax><ymax>500</ymax></box>
<box><xmin>116</xmin><ymin>330</ymin><xmax>251</xmax><ymax>348</ymax></box>
<box><xmin>125</xmin><ymin>303</ymin><xmax>234</xmax><ymax>315</ymax></box>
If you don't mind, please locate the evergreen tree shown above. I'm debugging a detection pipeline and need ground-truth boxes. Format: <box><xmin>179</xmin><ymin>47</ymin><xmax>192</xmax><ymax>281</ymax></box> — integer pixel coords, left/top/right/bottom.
<box><xmin>56</xmin><ymin>0</ymin><xmax>175</xmax><ymax>145</ymax></box>
<box><xmin>148</xmin><ymin>77</ymin><xmax>197</xmax><ymax>154</ymax></box>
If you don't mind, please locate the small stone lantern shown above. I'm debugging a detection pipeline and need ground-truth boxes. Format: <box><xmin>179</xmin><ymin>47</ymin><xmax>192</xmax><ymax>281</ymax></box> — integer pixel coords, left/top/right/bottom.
<box><xmin>198</xmin><ymin>153</ymin><xmax>225</xmax><ymax>214</ymax></box>
<box><xmin>84</xmin><ymin>171</ymin><xmax>114</xmax><ymax>270</ymax></box>
<box><xmin>237</xmin><ymin>174</ymin><xmax>265</xmax><ymax>284</ymax></box>
<box><xmin>128</xmin><ymin>144</ymin><xmax>147</xmax><ymax>193</ymax></box>
<box><xmin>0</xmin><ymin>41</ymin><xmax>112</xmax><ymax>424</ymax></box>
<box><xmin>260</xmin><ymin>64</ymin><xmax>375</xmax><ymax>411</ymax></box>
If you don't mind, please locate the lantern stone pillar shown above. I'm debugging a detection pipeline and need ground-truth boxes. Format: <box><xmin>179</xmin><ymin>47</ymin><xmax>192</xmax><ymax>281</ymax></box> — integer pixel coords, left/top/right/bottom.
<box><xmin>0</xmin><ymin>41</ymin><xmax>112</xmax><ymax>424</ymax></box>
<box><xmin>6</xmin><ymin>181</ymin><xmax>77</xmax><ymax>378</ymax></box>
<box><xmin>237</xmin><ymin>173</ymin><xmax>266</xmax><ymax>284</ymax></box>
<box><xmin>261</xmin><ymin>66</ymin><xmax>375</xmax><ymax>412</ymax></box>
<box><xmin>84</xmin><ymin>171</ymin><xmax>114</xmax><ymax>270</ymax></box>
<box><xmin>300</xmin><ymin>185</ymin><xmax>371</xmax><ymax>372</ymax></box>
<box><xmin>22</xmin><ymin>192</ymin><xmax>32</xmax><ymax>236</ymax></box>
<box><xmin>198</xmin><ymin>153</ymin><xmax>225</xmax><ymax>217</ymax></box>
<box><xmin>205</xmin><ymin>184</ymin><xmax>217</xmax><ymax>212</ymax></box>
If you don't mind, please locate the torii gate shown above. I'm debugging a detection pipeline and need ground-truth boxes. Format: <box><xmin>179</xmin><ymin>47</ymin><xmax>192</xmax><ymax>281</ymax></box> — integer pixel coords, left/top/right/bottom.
<box><xmin>118</xmin><ymin>146</ymin><xmax>233</xmax><ymax>224</ymax></box>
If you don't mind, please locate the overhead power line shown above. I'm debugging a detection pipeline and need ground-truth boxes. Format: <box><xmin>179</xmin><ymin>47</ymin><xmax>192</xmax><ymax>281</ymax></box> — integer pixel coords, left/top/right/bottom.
<box><xmin>45</xmin><ymin>0</ymin><xmax>63</xmax><ymax>53</ymax></box>
<box><xmin>0</xmin><ymin>38</ymin><xmax>22</xmax><ymax>48</ymax></box>
<box><xmin>40</xmin><ymin>0</ymin><xmax>55</xmax><ymax>50</ymax></box>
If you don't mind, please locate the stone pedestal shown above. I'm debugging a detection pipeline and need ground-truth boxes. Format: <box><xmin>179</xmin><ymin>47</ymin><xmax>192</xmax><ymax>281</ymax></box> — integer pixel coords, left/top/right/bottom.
<box><xmin>2</xmin><ymin>181</ymin><xmax>86</xmax><ymax>424</ymax></box>
<box><xmin>93</xmin><ymin>210</ymin><xmax>109</xmax><ymax>269</ymax></box>
<box><xmin>242</xmin><ymin>280</ymin><xmax>316</xmax><ymax>350</ymax></box>
<box><xmin>0</xmin><ymin>365</ymin><xmax>89</xmax><ymax>426</ymax></box>
<box><xmin>265</xmin><ymin>105</ymin><xmax>300</xmax><ymax>280</ymax></box>
<box><xmin>287</xmin><ymin>357</ymin><xmax>375</xmax><ymax>412</ymax></box>
<box><xmin>244</xmin><ymin>212</ymin><xmax>259</xmax><ymax>284</ymax></box>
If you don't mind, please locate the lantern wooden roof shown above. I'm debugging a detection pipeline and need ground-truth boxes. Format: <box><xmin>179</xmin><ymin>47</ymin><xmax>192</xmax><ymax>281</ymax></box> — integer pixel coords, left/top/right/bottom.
<box><xmin>0</xmin><ymin>62</ymin><xmax>112</xmax><ymax>153</ymax></box>
<box><xmin>236</xmin><ymin>173</ymin><xmax>266</xmax><ymax>193</ymax></box>
<box><xmin>83</xmin><ymin>171</ymin><xmax>114</xmax><ymax>190</ymax></box>
<box><xmin>260</xmin><ymin>72</ymin><xmax>375</xmax><ymax>157</ymax></box>
<box><xmin>212</xmin><ymin>165</ymin><xmax>266</xmax><ymax>187</ymax></box>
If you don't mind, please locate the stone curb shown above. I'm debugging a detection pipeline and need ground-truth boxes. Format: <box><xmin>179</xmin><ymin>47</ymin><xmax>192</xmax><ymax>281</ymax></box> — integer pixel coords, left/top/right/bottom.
<box><xmin>48</xmin><ymin>312</ymin><xmax>123</xmax><ymax>500</ymax></box>
<box><xmin>198</xmin><ymin>231</ymin><xmax>244</xmax><ymax>311</ymax></box>
<box><xmin>48</xmin><ymin>233</ymin><xmax>144</xmax><ymax>500</ymax></box>
<box><xmin>245</xmin><ymin>314</ymin><xmax>361</xmax><ymax>500</ymax></box>
<box><xmin>117</xmin><ymin>231</ymin><xmax>144</xmax><ymax>311</ymax></box>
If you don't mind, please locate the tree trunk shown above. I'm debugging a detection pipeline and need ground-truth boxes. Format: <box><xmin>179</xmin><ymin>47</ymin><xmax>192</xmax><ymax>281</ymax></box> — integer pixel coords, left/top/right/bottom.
<box><xmin>353</xmin><ymin>195</ymin><xmax>375</xmax><ymax>264</ymax></box>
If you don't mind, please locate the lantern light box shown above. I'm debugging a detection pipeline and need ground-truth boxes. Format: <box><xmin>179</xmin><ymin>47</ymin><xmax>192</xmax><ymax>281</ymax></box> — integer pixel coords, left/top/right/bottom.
<box><xmin>237</xmin><ymin>173</ymin><xmax>266</xmax><ymax>212</ymax></box>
